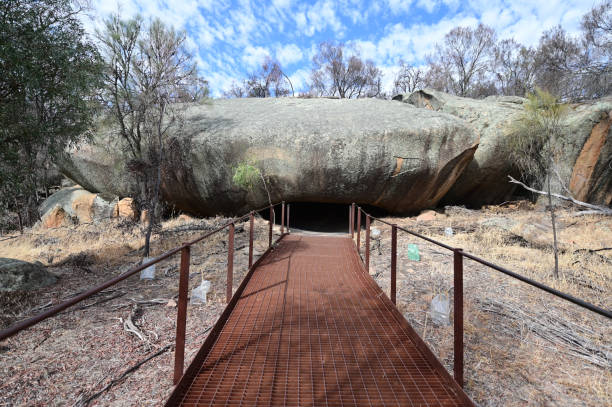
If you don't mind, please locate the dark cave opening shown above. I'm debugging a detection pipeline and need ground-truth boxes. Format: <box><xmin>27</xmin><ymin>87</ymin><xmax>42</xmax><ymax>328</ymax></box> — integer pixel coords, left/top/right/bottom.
<box><xmin>259</xmin><ymin>202</ymin><xmax>389</xmax><ymax>233</ymax></box>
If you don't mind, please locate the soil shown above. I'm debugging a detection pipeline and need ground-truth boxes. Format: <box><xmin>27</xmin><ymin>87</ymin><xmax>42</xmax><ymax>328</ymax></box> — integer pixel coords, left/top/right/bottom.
<box><xmin>0</xmin><ymin>204</ymin><xmax>610</xmax><ymax>406</ymax></box>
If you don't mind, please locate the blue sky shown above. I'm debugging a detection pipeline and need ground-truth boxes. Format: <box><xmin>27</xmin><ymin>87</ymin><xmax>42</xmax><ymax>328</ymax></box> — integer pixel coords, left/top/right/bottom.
<box><xmin>81</xmin><ymin>0</ymin><xmax>597</xmax><ymax>97</ymax></box>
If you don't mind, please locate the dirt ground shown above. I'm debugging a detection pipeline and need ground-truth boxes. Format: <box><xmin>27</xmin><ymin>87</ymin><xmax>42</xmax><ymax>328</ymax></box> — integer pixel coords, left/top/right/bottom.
<box><xmin>0</xmin><ymin>204</ymin><xmax>610</xmax><ymax>406</ymax></box>
<box><xmin>364</xmin><ymin>203</ymin><xmax>611</xmax><ymax>407</ymax></box>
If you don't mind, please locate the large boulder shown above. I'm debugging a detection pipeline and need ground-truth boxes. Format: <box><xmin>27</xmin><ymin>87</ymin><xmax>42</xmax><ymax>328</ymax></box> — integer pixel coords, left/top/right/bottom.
<box><xmin>400</xmin><ymin>89</ymin><xmax>525</xmax><ymax>206</ymax></box>
<box><xmin>403</xmin><ymin>89</ymin><xmax>612</xmax><ymax>207</ymax></box>
<box><xmin>0</xmin><ymin>258</ymin><xmax>57</xmax><ymax>291</ymax></box>
<box><xmin>59</xmin><ymin>98</ymin><xmax>478</xmax><ymax>214</ymax></box>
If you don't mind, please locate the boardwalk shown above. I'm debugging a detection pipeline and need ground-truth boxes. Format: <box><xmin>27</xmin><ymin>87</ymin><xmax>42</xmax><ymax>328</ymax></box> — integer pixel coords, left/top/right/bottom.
<box><xmin>166</xmin><ymin>234</ymin><xmax>472</xmax><ymax>406</ymax></box>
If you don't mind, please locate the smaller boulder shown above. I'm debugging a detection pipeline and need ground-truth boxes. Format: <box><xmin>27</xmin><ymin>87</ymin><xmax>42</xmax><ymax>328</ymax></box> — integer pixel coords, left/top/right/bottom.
<box><xmin>0</xmin><ymin>258</ymin><xmax>57</xmax><ymax>291</ymax></box>
<box><xmin>114</xmin><ymin>198</ymin><xmax>137</xmax><ymax>220</ymax></box>
<box><xmin>71</xmin><ymin>191</ymin><xmax>96</xmax><ymax>222</ymax></box>
<box><xmin>178</xmin><ymin>214</ymin><xmax>194</xmax><ymax>222</ymax></box>
<box><xmin>416</xmin><ymin>210</ymin><xmax>438</xmax><ymax>222</ymax></box>
<box><xmin>41</xmin><ymin>205</ymin><xmax>68</xmax><ymax>228</ymax></box>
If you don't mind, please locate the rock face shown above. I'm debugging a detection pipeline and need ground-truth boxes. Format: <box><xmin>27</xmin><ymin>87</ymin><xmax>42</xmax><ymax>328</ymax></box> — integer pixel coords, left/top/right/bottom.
<box><xmin>59</xmin><ymin>98</ymin><xmax>478</xmax><ymax>215</ymax></box>
<box><xmin>39</xmin><ymin>186</ymin><xmax>118</xmax><ymax>226</ymax></box>
<box><xmin>41</xmin><ymin>205</ymin><xmax>69</xmax><ymax>228</ymax></box>
<box><xmin>562</xmin><ymin>101</ymin><xmax>612</xmax><ymax>205</ymax></box>
<box><xmin>57</xmin><ymin>95</ymin><xmax>611</xmax><ymax>214</ymax></box>
<box><xmin>0</xmin><ymin>258</ymin><xmax>57</xmax><ymax>291</ymax></box>
<box><xmin>400</xmin><ymin>89</ymin><xmax>525</xmax><ymax>206</ymax></box>
<box><xmin>403</xmin><ymin>89</ymin><xmax>612</xmax><ymax>207</ymax></box>
<box><xmin>114</xmin><ymin>197</ymin><xmax>137</xmax><ymax>220</ymax></box>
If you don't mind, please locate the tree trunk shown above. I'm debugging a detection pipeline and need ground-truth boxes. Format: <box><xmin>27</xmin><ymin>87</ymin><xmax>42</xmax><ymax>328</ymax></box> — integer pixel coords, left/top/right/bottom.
<box><xmin>547</xmin><ymin>170</ymin><xmax>560</xmax><ymax>278</ymax></box>
<box><xmin>143</xmin><ymin>102</ymin><xmax>166</xmax><ymax>258</ymax></box>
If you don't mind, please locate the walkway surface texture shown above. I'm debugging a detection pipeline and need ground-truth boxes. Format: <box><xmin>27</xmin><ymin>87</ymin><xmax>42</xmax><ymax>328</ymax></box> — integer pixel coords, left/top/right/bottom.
<box><xmin>166</xmin><ymin>234</ymin><xmax>472</xmax><ymax>407</ymax></box>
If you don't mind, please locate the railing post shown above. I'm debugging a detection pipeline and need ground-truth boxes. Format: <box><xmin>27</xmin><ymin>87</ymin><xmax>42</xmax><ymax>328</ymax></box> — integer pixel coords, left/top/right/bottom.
<box><xmin>350</xmin><ymin>203</ymin><xmax>355</xmax><ymax>238</ymax></box>
<box><xmin>174</xmin><ymin>244</ymin><xmax>190</xmax><ymax>385</ymax></box>
<box><xmin>287</xmin><ymin>204</ymin><xmax>290</xmax><ymax>234</ymax></box>
<box><xmin>248</xmin><ymin>212</ymin><xmax>254</xmax><ymax>269</ymax></box>
<box><xmin>356</xmin><ymin>208</ymin><xmax>361</xmax><ymax>255</ymax></box>
<box><xmin>391</xmin><ymin>224</ymin><xmax>397</xmax><ymax>304</ymax></box>
<box><xmin>227</xmin><ymin>223</ymin><xmax>235</xmax><ymax>304</ymax></box>
<box><xmin>365</xmin><ymin>215</ymin><xmax>370</xmax><ymax>273</ymax></box>
<box><xmin>454</xmin><ymin>248</ymin><xmax>464</xmax><ymax>388</ymax></box>
<box><xmin>281</xmin><ymin>201</ymin><xmax>285</xmax><ymax>235</ymax></box>
<box><xmin>268</xmin><ymin>206</ymin><xmax>273</xmax><ymax>247</ymax></box>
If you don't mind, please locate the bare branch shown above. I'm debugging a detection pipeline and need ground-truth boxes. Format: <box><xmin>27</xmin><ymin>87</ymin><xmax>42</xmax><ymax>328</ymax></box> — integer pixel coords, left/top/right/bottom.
<box><xmin>508</xmin><ymin>175</ymin><xmax>612</xmax><ymax>214</ymax></box>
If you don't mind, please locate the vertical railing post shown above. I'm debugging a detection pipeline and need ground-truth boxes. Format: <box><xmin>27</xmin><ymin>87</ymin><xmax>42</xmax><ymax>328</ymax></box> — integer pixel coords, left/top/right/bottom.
<box><xmin>350</xmin><ymin>203</ymin><xmax>355</xmax><ymax>238</ymax></box>
<box><xmin>174</xmin><ymin>244</ymin><xmax>190</xmax><ymax>385</ymax></box>
<box><xmin>391</xmin><ymin>224</ymin><xmax>397</xmax><ymax>304</ymax></box>
<box><xmin>287</xmin><ymin>204</ymin><xmax>290</xmax><ymax>234</ymax></box>
<box><xmin>356</xmin><ymin>208</ymin><xmax>361</xmax><ymax>255</ymax></box>
<box><xmin>281</xmin><ymin>201</ymin><xmax>285</xmax><ymax>235</ymax></box>
<box><xmin>268</xmin><ymin>206</ymin><xmax>273</xmax><ymax>247</ymax></box>
<box><xmin>365</xmin><ymin>215</ymin><xmax>370</xmax><ymax>273</ymax></box>
<box><xmin>248</xmin><ymin>212</ymin><xmax>254</xmax><ymax>269</ymax></box>
<box><xmin>227</xmin><ymin>223</ymin><xmax>234</xmax><ymax>304</ymax></box>
<box><xmin>454</xmin><ymin>248</ymin><xmax>464</xmax><ymax>388</ymax></box>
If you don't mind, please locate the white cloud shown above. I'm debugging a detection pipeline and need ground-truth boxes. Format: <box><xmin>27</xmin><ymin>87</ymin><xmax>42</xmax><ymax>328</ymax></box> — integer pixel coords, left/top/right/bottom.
<box><xmin>272</xmin><ymin>0</ymin><xmax>292</xmax><ymax>8</ymax></box>
<box><xmin>242</xmin><ymin>45</ymin><xmax>270</xmax><ymax>68</ymax></box>
<box><xmin>386</xmin><ymin>0</ymin><xmax>414</xmax><ymax>15</ymax></box>
<box><xmin>276</xmin><ymin>43</ymin><xmax>303</xmax><ymax>66</ymax></box>
<box><xmin>288</xmin><ymin>68</ymin><xmax>312</xmax><ymax>93</ymax></box>
<box><xmin>417</xmin><ymin>0</ymin><xmax>437</xmax><ymax>13</ymax></box>
<box><xmin>294</xmin><ymin>1</ymin><xmax>345</xmax><ymax>37</ymax></box>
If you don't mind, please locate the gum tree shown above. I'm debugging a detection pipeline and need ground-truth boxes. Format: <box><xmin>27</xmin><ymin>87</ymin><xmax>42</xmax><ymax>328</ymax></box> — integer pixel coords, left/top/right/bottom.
<box><xmin>0</xmin><ymin>0</ymin><xmax>101</xmax><ymax>230</ymax></box>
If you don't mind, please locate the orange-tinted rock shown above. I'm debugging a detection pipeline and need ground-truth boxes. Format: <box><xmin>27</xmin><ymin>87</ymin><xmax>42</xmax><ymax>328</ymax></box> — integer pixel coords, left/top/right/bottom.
<box><xmin>70</xmin><ymin>191</ymin><xmax>96</xmax><ymax>222</ymax></box>
<box><xmin>569</xmin><ymin>111</ymin><xmax>611</xmax><ymax>201</ymax></box>
<box><xmin>416</xmin><ymin>209</ymin><xmax>437</xmax><ymax>221</ymax></box>
<box><xmin>178</xmin><ymin>214</ymin><xmax>194</xmax><ymax>222</ymax></box>
<box><xmin>115</xmin><ymin>198</ymin><xmax>137</xmax><ymax>219</ymax></box>
<box><xmin>41</xmin><ymin>206</ymin><xmax>67</xmax><ymax>228</ymax></box>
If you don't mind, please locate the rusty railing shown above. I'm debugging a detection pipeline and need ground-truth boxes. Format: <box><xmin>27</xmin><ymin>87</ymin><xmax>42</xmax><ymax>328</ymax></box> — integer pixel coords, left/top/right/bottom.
<box><xmin>0</xmin><ymin>201</ymin><xmax>290</xmax><ymax>385</ymax></box>
<box><xmin>350</xmin><ymin>204</ymin><xmax>612</xmax><ymax>388</ymax></box>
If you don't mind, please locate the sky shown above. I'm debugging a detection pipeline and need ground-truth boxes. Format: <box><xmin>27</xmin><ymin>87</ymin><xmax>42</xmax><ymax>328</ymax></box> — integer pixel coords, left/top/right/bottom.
<box><xmin>80</xmin><ymin>0</ymin><xmax>598</xmax><ymax>97</ymax></box>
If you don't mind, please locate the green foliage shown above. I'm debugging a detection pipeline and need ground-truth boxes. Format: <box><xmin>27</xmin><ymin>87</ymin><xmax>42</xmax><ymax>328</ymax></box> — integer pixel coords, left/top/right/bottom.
<box><xmin>507</xmin><ymin>88</ymin><xmax>566</xmax><ymax>188</ymax></box>
<box><xmin>0</xmin><ymin>0</ymin><xmax>102</xmax><ymax>227</ymax></box>
<box><xmin>232</xmin><ymin>162</ymin><xmax>262</xmax><ymax>191</ymax></box>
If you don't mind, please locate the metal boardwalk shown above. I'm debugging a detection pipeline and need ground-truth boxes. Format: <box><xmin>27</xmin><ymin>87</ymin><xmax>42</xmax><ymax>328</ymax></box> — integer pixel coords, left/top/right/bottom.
<box><xmin>166</xmin><ymin>234</ymin><xmax>472</xmax><ymax>406</ymax></box>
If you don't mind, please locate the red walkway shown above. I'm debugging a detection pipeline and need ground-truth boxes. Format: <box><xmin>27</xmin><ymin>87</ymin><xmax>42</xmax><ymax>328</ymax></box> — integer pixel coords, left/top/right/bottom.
<box><xmin>166</xmin><ymin>234</ymin><xmax>473</xmax><ymax>406</ymax></box>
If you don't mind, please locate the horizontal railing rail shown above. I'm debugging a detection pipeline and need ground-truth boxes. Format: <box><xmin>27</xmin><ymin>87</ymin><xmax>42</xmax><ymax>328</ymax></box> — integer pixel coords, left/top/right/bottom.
<box><xmin>0</xmin><ymin>201</ymin><xmax>291</xmax><ymax>385</ymax></box>
<box><xmin>350</xmin><ymin>203</ymin><xmax>611</xmax><ymax>388</ymax></box>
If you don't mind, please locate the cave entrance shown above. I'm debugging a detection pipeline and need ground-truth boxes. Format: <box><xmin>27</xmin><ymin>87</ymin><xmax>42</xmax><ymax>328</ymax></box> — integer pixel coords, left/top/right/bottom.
<box><xmin>259</xmin><ymin>202</ymin><xmax>388</xmax><ymax>234</ymax></box>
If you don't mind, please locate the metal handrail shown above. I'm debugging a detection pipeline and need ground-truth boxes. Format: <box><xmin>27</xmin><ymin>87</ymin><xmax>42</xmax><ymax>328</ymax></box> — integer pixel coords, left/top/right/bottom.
<box><xmin>351</xmin><ymin>203</ymin><xmax>611</xmax><ymax>389</ymax></box>
<box><xmin>356</xmin><ymin>205</ymin><xmax>611</xmax><ymax>319</ymax></box>
<box><xmin>0</xmin><ymin>201</ymin><xmax>289</xmax><ymax>384</ymax></box>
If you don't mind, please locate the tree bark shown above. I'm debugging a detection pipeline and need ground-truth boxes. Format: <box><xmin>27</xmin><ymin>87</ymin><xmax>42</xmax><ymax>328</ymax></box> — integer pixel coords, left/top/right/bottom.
<box><xmin>546</xmin><ymin>170</ymin><xmax>560</xmax><ymax>278</ymax></box>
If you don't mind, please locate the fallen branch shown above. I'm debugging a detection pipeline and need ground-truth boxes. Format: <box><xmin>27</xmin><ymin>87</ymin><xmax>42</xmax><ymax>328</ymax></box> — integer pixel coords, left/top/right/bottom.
<box><xmin>73</xmin><ymin>343</ymin><xmax>173</xmax><ymax>407</ymax></box>
<box><xmin>123</xmin><ymin>305</ymin><xmax>147</xmax><ymax>342</ymax></box>
<box><xmin>508</xmin><ymin>176</ymin><xmax>612</xmax><ymax>215</ymax></box>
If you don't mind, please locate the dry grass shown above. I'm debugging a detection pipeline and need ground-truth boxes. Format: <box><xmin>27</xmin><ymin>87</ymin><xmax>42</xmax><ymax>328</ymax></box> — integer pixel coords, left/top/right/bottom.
<box><xmin>1</xmin><ymin>204</ymin><xmax>610</xmax><ymax>406</ymax></box>
<box><xmin>363</xmin><ymin>203</ymin><xmax>611</xmax><ymax>406</ymax></box>
<box><xmin>0</xmin><ymin>214</ymin><xmax>280</xmax><ymax>406</ymax></box>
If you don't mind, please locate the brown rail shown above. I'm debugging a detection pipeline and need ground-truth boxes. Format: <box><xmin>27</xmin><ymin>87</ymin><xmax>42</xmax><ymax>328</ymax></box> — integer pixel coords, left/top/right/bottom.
<box><xmin>165</xmin><ymin>234</ymin><xmax>474</xmax><ymax>406</ymax></box>
<box><xmin>0</xmin><ymin>201</ymin><xmax>289</xmax><ymax>385</ymax></box>
<box><xmin>351</xmin><ymin>204</ymin><xmax>612</xmax><ymax>388</ymax></box>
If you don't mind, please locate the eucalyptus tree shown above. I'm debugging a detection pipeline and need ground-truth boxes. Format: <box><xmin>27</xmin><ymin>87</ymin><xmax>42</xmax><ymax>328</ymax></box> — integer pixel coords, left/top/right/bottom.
<box><xmin>310</xmin><ymin>42</ymin><xmax>382</xmax><ymax>98</ymax></box>
<box><xmin>0</xmin><ymin>0</ymin><xmax>101</xmax><ymax>231</ymax></box>
<box><xmin>98</xmin><ymin>15</ymin><xmax>208</xmax><ymax>256</ymax></box>
<box><xmin>425</xmin><ymin>24</ymin><xmax>497</xmax><ymax>98</ymax></box>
